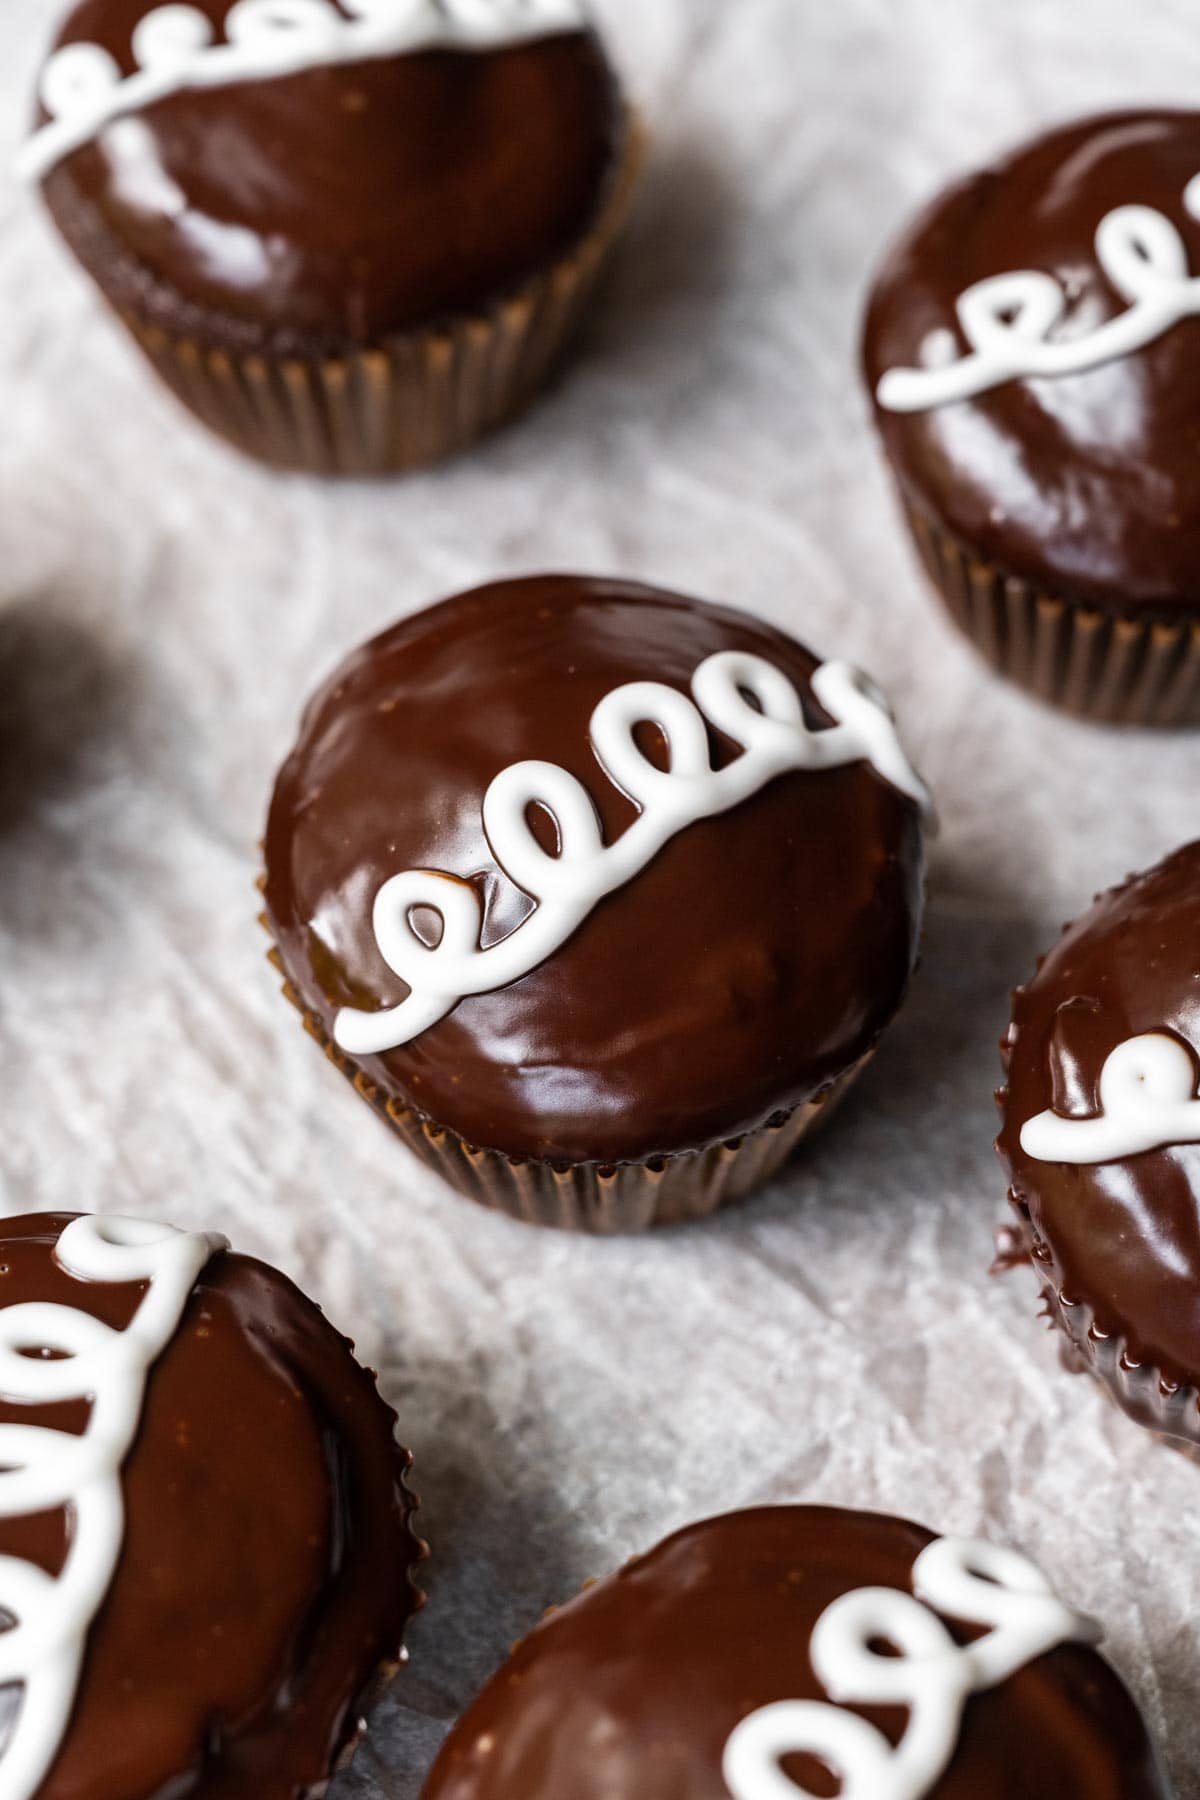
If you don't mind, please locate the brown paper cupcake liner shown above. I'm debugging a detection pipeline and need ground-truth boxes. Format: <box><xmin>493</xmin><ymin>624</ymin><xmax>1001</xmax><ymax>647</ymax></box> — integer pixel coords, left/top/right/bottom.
<box><xmin>900</xmin><ymin>491</ymin><xmax>1200</xmax><ymax>727</ymax></box>
<box><xmin>322</xmin><ymin>1655</ymin><xmax>407</xmax><ymax>1798</ymax></box>
<box><xmin>263</xmin><ymin>937</ymin><xmax>867</xmax><ymax>1235</ymax></box>
<box><xmin>122</xmin><ymin>118</ymin><xmax>644</xmax><ymax>477</ymax></box>
<box><xmin>1039</xmin><ymin>1282</ymin><xmax>1200</xmax><ymax>1458</ymax></box>
<box><xmin>298</xmin><ymin>1432</ymin><xmax>429</xmax><ymax>1800</ymax></box>
<box><xmin>1003</xmin><ymin>1207</ymin><xmax>1200</xmax><ymax>1454</ymax></box>
<box><xmin>314</xmin><ymin>1441</ymin><xmax>427</xmax><ymax>1796</ymax></box>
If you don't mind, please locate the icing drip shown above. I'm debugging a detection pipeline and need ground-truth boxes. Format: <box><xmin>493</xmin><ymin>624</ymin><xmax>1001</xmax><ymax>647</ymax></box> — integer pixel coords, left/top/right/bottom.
<box><xmin>0</xmin><ymin>1216</ymin><xmax>227</xmax><ymax>1800</ymax></box>
<box><xmin>333</xmin><ymin>651</ymin><xmax>934</xmax><ymax>1057</ymax></box>
<box><xmin>20</xmin><ymin>0</ymin><xmax>589</xmax><ymax>183</ymax></box>
<box><xmin>722</xmin><ymin>1536</ymin><xmax>1098</xmax><ymax>1800</ymax></box>
<box><xmin>1021</xmin><ymin>1030</ymin><xmax>1200</xmax><ymax>1163</ymax></box>
<box><xmin>877</xmin><ymin>173</ymin><xmax>1200</xmax><ymax>412</ymax></box>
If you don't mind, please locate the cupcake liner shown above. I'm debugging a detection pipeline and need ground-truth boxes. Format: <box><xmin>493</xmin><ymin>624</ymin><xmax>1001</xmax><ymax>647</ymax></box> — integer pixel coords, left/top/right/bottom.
<box><xmin>121</xmin><ymin>118</ymin><xmax>644</xmax><ymax>477</ymax></box>
<box><xmin>900</xmin><ymin>490</ymin><xmax>1200</xmax><ymax>726</ymax></box>
<box><xmin>320</xmin><ymin>1657</ymin><xmax>406</xmax><ymax>1799</ymax></box>
<box><xmin>1041</xmin><ymin>1283</ymin><xmax>1200</xmax><ymax>1457</ymax></box>
<box><xmin>1003</xmin><ymin>1201</ymin><xmax>1200</xmax><ymax>1454</ymax></box>
<box><xmin>316</xmin><ymin>1439</ymin><xmax>428</xmax><ymax>1795</ymax></box>
<box><xmin>263</xmin><ymin>938</ymin><xmax>867</xmax><ymax>1235</ymax></box>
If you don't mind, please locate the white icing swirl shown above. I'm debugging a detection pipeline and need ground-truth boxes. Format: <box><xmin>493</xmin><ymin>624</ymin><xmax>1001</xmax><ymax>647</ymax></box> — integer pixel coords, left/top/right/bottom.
<box><xmin>333</xmin><ymin>652</ymin><xmax>934</xmax><ymax>1058</ymax></box>
<box><xmin>0</xmin><ymin>1215</ymin><xmax>227</xmax><ymax>1800</ymax></box>
<box><xmin>19</xmin><ymin>0</ymin><xmax>589</xmax><ymax>182</ymax></box>
<box><xmin>1020</xmin><ymin>1030</ymin><xmax>1200</xmax><ymax>1164</ymax></box>
<box><xmin>877</xmin><ymin>173</ymin><xmax>1200</xmax><ymax>412</ymax></box>
<box><xmin>722</xmin><ymin>1536</ymin><xmax>1099</xmax><ymax>1800</ymax></box>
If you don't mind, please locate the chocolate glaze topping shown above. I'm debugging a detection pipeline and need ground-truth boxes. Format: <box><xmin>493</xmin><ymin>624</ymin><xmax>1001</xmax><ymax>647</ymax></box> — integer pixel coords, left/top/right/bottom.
<box><xmin>0</xmin><ymin>1213</ymin><xmax>421</xmax><ymax>1799</ymax></box>
<box><xmin>40</xmin><ymin>0</ymin><xmax>621</xmax><ymax>352</ymax></box>
<box><xmin>864</xmin><ymin>111</ymin><xmax>1200</xmax><ymax>614</ymax></box>
<box><xmin>998</xmin><ymin>841</ymin><xmax>1200</xmax><ymax>1431</ymax></box>
<box><xmin>423</xmin><ymin>1506</ymin><xmax>1170</xmax><ymax>1798</ymax></box>
<box><xmin>262</xmin><ymin>575</ymin><xmax>926</xmax><ymax>1166</ymax></box>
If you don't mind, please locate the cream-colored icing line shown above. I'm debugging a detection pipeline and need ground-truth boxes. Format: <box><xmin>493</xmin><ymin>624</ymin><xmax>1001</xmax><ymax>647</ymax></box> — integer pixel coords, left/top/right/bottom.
<box><xmin>0</xmin><ymin>1216</ymin><xmax>227</xmax><ymax>1800</ymax></box>
<box><xmin>1021</xmin><ymin>1030</ymin><xmax>1200</xmax><ymax>1164</ymax></box>
<box><xmin>878</xmin><ymin>174</ymin><xmax>1200</xmax><ymax>412</ymax></box>
<box><xmin>722</xmin><ymin>1536</ymin><xmax>1099</xmax><ymax>1800</ymax></box>
<box><xmin>334</xmin><ymin>652</ymin><xmax>935</xmax><ymax>1058</ymax></box>
<box><xmin>20</xmin><ymin>0</ymin><xmax>589</xmax><ymax>183</ymax></box>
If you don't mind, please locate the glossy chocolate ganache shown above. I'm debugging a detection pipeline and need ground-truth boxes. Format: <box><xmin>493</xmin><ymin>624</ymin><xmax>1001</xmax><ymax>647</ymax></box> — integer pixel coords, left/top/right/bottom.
<box><xmin>0</xmin><ymin>1212</ymin><xmax>421</xmax><ymax>1799</ymax></box>
<box><xmin>423</xmin><ymin>1506</ymin><xmax>1171</xmax><ymax>1798</ymax></box>
<box><xmin>864</xmin><ymin>111</ymin><xmax>1200</xmax><ymax>614</ymax></box>
<box><xmin>998</xmin><ymin>840</ymin><xmax>1200</xmax><ymax>1446</ymax></box>
<box><xmin>262</xmin><ymin>576</ymin><xmax>929</xmax><ymax>1167</ymax></box>
<box><xmin>34</xmin><ymin>0</ymin><xmax>622</xmax><ymax>352</ymax></box>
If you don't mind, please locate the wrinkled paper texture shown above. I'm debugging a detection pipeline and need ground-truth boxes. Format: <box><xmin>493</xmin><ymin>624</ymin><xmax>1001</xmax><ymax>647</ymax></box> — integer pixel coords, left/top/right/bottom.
<box><xmin>2</xmin><ymin>1</ymin><xmax>1200</xmax><ymax>1793</ymax></box>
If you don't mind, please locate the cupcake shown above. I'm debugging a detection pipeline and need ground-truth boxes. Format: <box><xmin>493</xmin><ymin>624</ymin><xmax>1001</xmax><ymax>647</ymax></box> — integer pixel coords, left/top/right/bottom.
<box><xmin>423</xmin><ymin>1506</ymin><xmax>1171</xmax><ymax>1798</ymax></box>
<box><xmin>998</xmin><ymin>839</ymin><xmax>1200</xmax><ymax>1451</ymax></box>
<box><xmin>863</xmin><ymin>110</ymin><xmax>1200</xmax><ymax>726</ymax></box>
<box><xmin>0</xmin><ymin>1211</ymin><xmax>423</xmax><ymax>1797</ymax></box>
<box><xmin>21</xmin><ymin>0</ymin><xmax>639</xmax><ymax>475</ymax></box>
<box><xmin>261</xmin><ymin>574</ymin><xmax>932</xmax><ymax>1233</ymax></box>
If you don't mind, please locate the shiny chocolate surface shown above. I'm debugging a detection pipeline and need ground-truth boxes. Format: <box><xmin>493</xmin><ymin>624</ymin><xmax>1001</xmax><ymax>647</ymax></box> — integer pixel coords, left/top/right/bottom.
<box><xmin>40</xmin><ymin>0</ymin><xmax>621</xmax><ymax>350</ymax></box>
<box><xmin>262</xmin><ymin>575</ymin><xmax>926</xmax><ymax>1166</ymax></box>
<box><xmin>0</xmin><ymin>1212</ymin><xmax>421</xmax><ymax>1798</ymax></box>
<box><xmin>423</xmin><ymin>1507</ymin><xmax>1170</xmax><ymax>1798</ymax></box>
<box><xmin>998</xmin><ymin>841</ymin><xmax>1200</xmax><ymax>1407</ymax></box>
<box><xmin>864</xmin><ymin>111</ymin><xmax>1200</xmax><ymax>614</ymax></box>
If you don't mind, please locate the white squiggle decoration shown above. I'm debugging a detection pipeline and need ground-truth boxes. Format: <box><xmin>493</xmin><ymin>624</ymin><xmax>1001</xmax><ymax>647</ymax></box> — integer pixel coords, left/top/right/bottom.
<box><xmin>333</xmin><ymin>652</ymin><xmax>934</xmax><ymax>1057</ymax></box>
<box><xmin>721</xmin><ymin>1536</ymin><xmax>1099</xmax><ymax>1800</ymax></box>
<box><xmin>877</xmin><ymin>172</ymin><xmax>1200</xmax><ymax>412</ymax></box>
<box><xmin>19</xmin><ymin>0</ymin><xmax>589</xmax><ymax>182</ymax></box>
<box><xmin>0</xmin><ymin>1215</ymin><xmax>227</xmax><ymax>1800</ymax></box>
<box><xmin>1021</xmin><ymin>1030</ymin><xmax>1200</xmax><ymax>1163</ymax></box>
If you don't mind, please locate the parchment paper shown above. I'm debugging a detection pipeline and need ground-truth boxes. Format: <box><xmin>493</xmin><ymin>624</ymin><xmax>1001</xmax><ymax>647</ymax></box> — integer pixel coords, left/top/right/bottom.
<box><xmin>2</xmin><ymin>2</ymin><xmax>1200</xmax><ymax>1792</ymax></box>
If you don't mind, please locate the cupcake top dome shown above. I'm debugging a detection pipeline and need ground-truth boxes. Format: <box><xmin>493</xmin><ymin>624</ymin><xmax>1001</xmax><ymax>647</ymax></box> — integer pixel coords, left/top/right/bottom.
<box><xmin>423</xmin><ymin>1506</ymin><xmax>1171</xmax><ymax>1799</ymax></box>
<box><xmin>262</xmin><ymin>574</ymin><xmax>930</xmax><ymax>1166</ymax></box>
<box><xmin>998</xmin><ymin>839</ymin><xmax>1200</xmax><ymax>1421</ymax></box>
<box><xmin>863</xmin><ymin>110</ymin><xmax>1200</xmax><ymax>613</ymax></box>
<box><xmin>0</xmin><ymin>1211</ymin><xmax>421</xmax><ymax>1799</ymax></box>
<box><xmin>29</xmin><ymin>0</ymin><xmax>622</xmax><ymax>350</ymax></box>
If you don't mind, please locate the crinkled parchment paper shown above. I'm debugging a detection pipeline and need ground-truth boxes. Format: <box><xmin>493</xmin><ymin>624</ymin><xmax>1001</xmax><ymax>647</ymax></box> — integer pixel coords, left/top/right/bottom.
<box><xmin>2</xmin><ymin>1</ymin><xmax>1200</xmax><ymax>1792</ymax></box>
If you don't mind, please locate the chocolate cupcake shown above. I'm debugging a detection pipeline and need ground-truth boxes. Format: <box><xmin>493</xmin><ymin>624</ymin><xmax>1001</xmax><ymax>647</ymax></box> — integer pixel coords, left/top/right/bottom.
<box><xmin>21</xmin><ymin>0</ymin><xmax>638</xmax><ymax>475</ymax></box>
<box><xmin>0</xmin><ymin>1211</ymin><xmax>423</xmax><ymax>1797</ymax></box>
<box><xmin>261</xmin><ymin>574</ymin><xmax>931</xmax><ymax>1233</ymax></box>
<box><xmin>998</xmin><ymin>839</ymin><xmax>1200</xmax><ymax>1452</ymax></box>
<box><xmin>864</xmin><ymin>111</ymin><xmax>1200</xmax><ymax>725</ymax></box>
<box><xmin>423</xmin><ymin>1505</ymin><xmax>1171</xmax><ymax>1798</ymax></box>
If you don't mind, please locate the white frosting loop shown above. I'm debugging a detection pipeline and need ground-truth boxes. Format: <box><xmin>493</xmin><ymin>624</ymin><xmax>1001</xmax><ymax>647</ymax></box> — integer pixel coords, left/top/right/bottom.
<box><xmin>334</xmin><ymin>650</ymin><xmax>934</xmax><ymax>1058</ymax></box>
<box><xmin>224</xmin><ymin>0</ymin><xmax>342</xmax><ymax>52</ymax></box>
<box><xmin>131</xmin><ymin>5</ymin><xmax>216</xmax><ymax>69</ymax></box>
<box><xmin>722</xmin><ymin>1536</ymin><xmax>1098</xmax><ymax>1800</ymax></box>
<box><xmin>39</xmin><ymin>44</ymin><xmax>122</xmax><ymax>123</ymax></box>
<box><xmin>20</xmin><ymin>0</ymin><xmax>590</xmax><ymax>182</ymax></box>
<box><xmin>877</xmin><ymin>172</ymin><xmax>1200</xmax><ymax>412</ymax></box>
<box><xmin>1020</xmin><ymin>1030</ymin><xmax>1200</xmax><ymax>1164</ymax></box>
<box><xmin>0</xmin><ymin>1215</ymin><xmax>226</xmax><ymax>1800</ymax></box>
